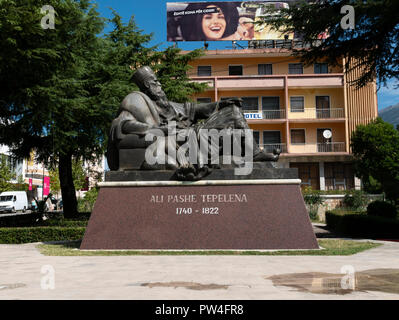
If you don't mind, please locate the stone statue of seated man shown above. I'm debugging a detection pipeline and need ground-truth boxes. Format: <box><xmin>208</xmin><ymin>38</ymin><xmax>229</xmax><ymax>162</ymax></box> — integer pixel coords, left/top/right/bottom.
<box><xmin>107</xmin><ymin>66</ymin><xmax>280</xmax><ymax>180</ymax></box>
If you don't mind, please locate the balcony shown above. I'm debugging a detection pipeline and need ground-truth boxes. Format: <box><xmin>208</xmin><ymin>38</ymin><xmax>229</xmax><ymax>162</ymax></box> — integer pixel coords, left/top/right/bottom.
<box><xmin>262</xmin><ymin>110</ymin><xmax>286</xmax><ymax>119</ymax></box>
<box><xmin>289</xmin><ymin>108</ymin><xmax>345</xmax><ymax>120</ymax></box>
<box><xmin>287</xmin><ymin>75</ymin><xmax>344</xmax><ymax>88</ymax></box>
<box><xmin>317</xmin><ymin>142</ymin><xmax>346</xmax><ymax>153</ymax></box>
<box><xmin>244</xmin><ymin>109</ymin><xmax>286</xmax><ymax>120</ymax></box>
<box><xmin>290</xmin><ymin>142</ymin><xmax>346</xmax><ymax>154</ymax></box>
<box><xmin>260</xmin><ymin>143</ymin><xmax>287</xmax><ymax>153</ymax></box>
<box><xmin>316</xmin><ymin>108</ymin><xmax>345</xmax><ymax>119</ymax></box>
<box><xmin>216</xmin><ymin>76</ymin><xmax>285</xmax><ymax>90</ymax></box>
<box><xmin>190</xmin><ymin>73</ymin><xmax>344</xmax><ymax>91</ymax></box>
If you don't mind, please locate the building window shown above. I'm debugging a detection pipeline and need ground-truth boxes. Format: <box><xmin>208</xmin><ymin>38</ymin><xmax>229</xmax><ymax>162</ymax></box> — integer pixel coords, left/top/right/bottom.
<box><xmin>263</xmin><ymin>131</ymin><xmax>282</xmax><ymax>153</ymax></box>
<box><xmin>289</xmin><ymin>63</ymin><xmax>303</xmax><ymax>74</ymax></box>
<box><xmin>252</xmin><ymin>131</ymin><xmax>260</xmax><ymax>145</ymax></box>
<box><xmin>263</xmin><ymin>131</ymin><xmax>281</xmax><ymax>144</ymax></box>
<box><xmin>262</xmin><ymin>97</ymin><xmax>281</xmax><ymax>118</ymax></box>
<box><xmin>258</xmin><ymin>64</ymin><xmax>272</xmax><ymax>75</ymax></box>
<box><xmin>291</xmin><ymin>129</ymin><xmax>305</xmax><ymax>144</ymax></box>
<box><xmin>241</xmin><ymin>97</ymin><xmax>258</xmax><ymax>111</ymax></box>
<box><xmin>325</xmin><ymin>162</ymin><xmax>355</xmax><ymax>190</ymax></box>
<box><xmin>314</xmin><ymin>63</ymin><xmax>328</xmax><ymax>74</ymax></box>
<box><xmin>229</xmin><ymin>65</ymin><xmax>243</xmax><ymax>76</ymax></box>
<box><xmin>290</xmin><ymin>96</ymin><xmax>304</xmax><ymax>112</ymax></box>
<box><xmin>262</xmin><ymin>97</ymin><xmax>280</xmax><ymax>110</ymax></box>
<box><xmin>197</xmin><ymin>97</ymin><xmax>212</xmax><ymax>103</ymax></box>
<box><xmin>316</xmin><ymin>96</ymin><xmax>331</xmax><ymax>118</ymax></box>
<box><xmin>290</xmin><ymin>163</ymin><xmax>320</xmax><ymax>190</ymax></box>
<box><xmin>197</xmin><ymin>66</ymin><xmax>211</xmax><ymax>76</ymax></box>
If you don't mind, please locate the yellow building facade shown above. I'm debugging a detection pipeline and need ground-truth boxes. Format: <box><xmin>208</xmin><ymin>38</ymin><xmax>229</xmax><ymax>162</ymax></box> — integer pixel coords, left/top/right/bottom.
<box><xmin>187</xmin><ymin>48</ymin><xmax>378</xmax><ymax>190</ymax></box>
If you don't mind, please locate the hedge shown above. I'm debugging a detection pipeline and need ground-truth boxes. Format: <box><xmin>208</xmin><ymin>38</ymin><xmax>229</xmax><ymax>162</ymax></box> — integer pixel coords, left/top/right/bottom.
<box><xmin>326</xmin><ymin>209</ymin><xmax>399</xmax><ymax>239</ymax></box>
<box><xmin>0</xmin><ymin>212</ymin><xmax>90</xmax><ymax>228</ymax></box>
<box><xmin>0</xmin><ymin>227</ymin><xmax>86</xmax><ymax>244</ymax></box>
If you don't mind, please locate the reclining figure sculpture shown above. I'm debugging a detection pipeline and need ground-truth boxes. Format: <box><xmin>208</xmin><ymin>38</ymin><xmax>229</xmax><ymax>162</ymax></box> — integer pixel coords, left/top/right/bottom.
<box><xmin>107</xmin><ymin>66</ymin><xmax>280</xmax><ymax>180</ymax></box>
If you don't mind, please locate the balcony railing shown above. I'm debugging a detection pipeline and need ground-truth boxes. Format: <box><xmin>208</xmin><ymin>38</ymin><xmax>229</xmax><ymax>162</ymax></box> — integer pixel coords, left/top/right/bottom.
<box><xmin>190</xmin><ymin>73</ymin><xmax>343</xmax><ymax>90</ymax></box>
<box><xmin>263</xmin><ymin>109</ymin><xmax>286</xmax><ymax>119</ymax></box>
<box><xmin>260</xmin><ymin>143</ymin><xmax>287</xmax><ymax>153</ymax></box>
<box><xmin>244</xmin><ymin>109</ymin><xmax>286</xmax><ymax>120</ymax></box>
<box><xmin>316</xmin><ymin>108</ymin><xmax>345</xmax><ymax>119</ymax></box>
<box><xmin>317</xmin><ymin>142</ymin><xmax>346</xmax><ymax>153</ymax></box>
<box><xmin>289</xmin><ymin>108</ymin><xmax>345</xmax><ymax>120</ymax></box>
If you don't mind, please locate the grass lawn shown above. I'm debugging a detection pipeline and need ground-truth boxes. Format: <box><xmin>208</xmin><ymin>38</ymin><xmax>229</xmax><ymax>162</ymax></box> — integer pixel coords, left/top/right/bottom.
<box><xmin>37</xmin><ymin>239</ymin><xmax>381</xmax><ymax>256</ymax></box>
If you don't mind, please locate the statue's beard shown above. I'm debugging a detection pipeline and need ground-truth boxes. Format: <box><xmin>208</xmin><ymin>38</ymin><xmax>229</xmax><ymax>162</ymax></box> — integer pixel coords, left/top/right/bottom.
<box><xmin>154</xmin><ymin>96</ymin><xmax>169</xmax><ymax>109</ymax></box>
<box><xmin>146</xmin><ymin>90</ymin><xmax>169</xmax><ymax>108</ymax></box>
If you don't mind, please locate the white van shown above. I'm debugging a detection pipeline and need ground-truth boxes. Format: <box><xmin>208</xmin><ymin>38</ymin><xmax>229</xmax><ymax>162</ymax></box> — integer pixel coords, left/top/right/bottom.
<box><xmin>0</xmin><ymin>191</ymin><xmax>28</xmax><ymax>213</ymax></box>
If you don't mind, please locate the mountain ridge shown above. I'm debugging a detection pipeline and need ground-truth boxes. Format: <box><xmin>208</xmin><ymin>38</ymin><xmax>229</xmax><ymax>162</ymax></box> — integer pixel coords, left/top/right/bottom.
<box><xmin>379</xmin><ymin>102</ymin><xmax>399</xmax><ymax>128</ymax></box>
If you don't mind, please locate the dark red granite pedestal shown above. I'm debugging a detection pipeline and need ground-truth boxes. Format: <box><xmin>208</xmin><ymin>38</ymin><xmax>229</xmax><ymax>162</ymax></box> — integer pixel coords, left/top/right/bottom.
<box><xmin>80</xmin><ymin>179</ymin><xmax>318</xmax><ymax>250</ymax></box>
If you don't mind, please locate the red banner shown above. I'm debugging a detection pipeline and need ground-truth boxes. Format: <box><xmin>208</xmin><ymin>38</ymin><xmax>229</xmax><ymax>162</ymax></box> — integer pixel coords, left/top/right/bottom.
<box><xmin>43</xmin><ymin>176</ymin><xmax>50</xmax><ymax>196</ymax></box>
<box><xmin>29</xmin><ymin>179</ymin><xmax>33</xmax><ymax>191</ymax></box>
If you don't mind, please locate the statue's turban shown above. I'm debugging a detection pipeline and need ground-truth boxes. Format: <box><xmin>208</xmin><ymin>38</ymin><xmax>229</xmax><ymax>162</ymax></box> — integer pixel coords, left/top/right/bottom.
<box><xmin>132</xmin><ymin>66</ymin><xmax>157</xmax><ymax>90</ymax></box>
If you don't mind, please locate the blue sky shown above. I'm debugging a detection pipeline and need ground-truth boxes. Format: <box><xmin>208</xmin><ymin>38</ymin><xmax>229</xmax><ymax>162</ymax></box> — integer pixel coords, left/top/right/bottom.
<box><xmin>94</xmin><ymin>0</ymin><xmax>398</xmax><ymax>111</ymax></box>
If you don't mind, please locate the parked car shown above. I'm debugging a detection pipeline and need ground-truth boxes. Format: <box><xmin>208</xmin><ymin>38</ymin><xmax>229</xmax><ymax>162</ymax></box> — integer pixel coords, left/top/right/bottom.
<box><xmin>0</xmin><ymin>191</ymin><xmax>28</xmax><ymax>213</ymax></box>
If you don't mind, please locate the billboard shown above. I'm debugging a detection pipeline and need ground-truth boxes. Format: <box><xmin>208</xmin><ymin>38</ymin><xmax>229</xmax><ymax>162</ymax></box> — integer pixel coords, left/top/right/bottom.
<box><xmin>167</xmin><ymin>1</ymin><xmax>304</xmax><ymax>42</ymax></box>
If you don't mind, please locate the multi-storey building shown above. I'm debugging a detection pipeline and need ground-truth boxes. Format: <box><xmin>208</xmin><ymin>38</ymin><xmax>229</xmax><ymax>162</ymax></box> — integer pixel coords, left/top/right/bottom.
<box><xmin>186</xmin><ymin>47</ymin><xmax>378</xmax><ymax>190</ymax></box>
<box><xmin>0</xmin><ymin>144</ymin><xmax>25</xmax><ymax>183</ymax></box>
<box><xmin>1</xmin><ymin>145</ymin><xmax>50</xmax><ymax>200</ymax></box>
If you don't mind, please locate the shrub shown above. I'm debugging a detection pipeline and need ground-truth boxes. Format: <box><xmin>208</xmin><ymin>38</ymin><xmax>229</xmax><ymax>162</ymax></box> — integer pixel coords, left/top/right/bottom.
<box><xmin>78</xmin><ymin>187</ymin><xmax>99</xmax><ymax>213</ymax></box>
<box><xmin>343</xmin><ymin>190</ymin><xmax>367</xmax><ymax>210</ymax></box>
<box><xmin>367</xmin><ymin>200</ymin><xmax>398</xmax><ymax>219</ymax></box>
<box><xmin>0</xmin><ymin>227</ymin><xmax>86</xmax><ymax>244</ymax></box>
<box><xmin>0</xmin><ymin>212</ymin><xmax>90</xmax><ymax>228</ymax></box>
<box><xmin>302</xmin><ymin>187</ymin><xmax>323</xmax><ymax>220</ymax></box>
<box><xmin>326</xmin><ymin>209</ymin><xmax>399</xmax><ymax>238</ymax></box>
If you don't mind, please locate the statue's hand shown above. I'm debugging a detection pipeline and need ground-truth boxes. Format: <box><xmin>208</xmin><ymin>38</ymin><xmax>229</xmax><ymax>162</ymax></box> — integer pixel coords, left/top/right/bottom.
<box><xmin>218</xmin><ymin>98</ymin><xmax>243</xmax><ymax>110</ymax></box>
<box><xmin>158</xmin><ymin>125</ymin><xmax>176</xmax><ymax>135</ymax></box>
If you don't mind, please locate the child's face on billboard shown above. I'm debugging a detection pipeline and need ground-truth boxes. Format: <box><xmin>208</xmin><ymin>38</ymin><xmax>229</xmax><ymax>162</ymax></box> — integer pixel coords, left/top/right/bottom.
<box><xmin>202</xmin><ymin>5</ymin><xmax>226</xmax><ymax>40</ymax></box>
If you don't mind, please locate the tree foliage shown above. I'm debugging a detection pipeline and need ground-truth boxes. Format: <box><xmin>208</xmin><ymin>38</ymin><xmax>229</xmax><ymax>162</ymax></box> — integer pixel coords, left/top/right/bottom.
<box><xmin>0</xmin><ymin>0</ymin><xmax>106</xmax><ymax>216</ymax></box>
<box><xmin>351</xmin><ymin>117</ymin><xmax>399</xmax><ymax>204</ymax></box>
<box><xmin>0</xmin><ymin>1</ymin><xmax>205</xmax><ymax>216</ymax></box>
<box><xmin>154</xmin><ymin>47</ymin><xmax>208</xmax><ymax>103</ymax></box>
<box><xmin>49</xmin><ymin>158</ymin><xmax>87</xmax><ymax>196</ymax></box>
<box><xmin>261</xmin><ymin>0</ymin><xmax>399</xmax><ymax>88</ymax></box>
<box><xmin>0</xmin><ymin>154</ymin><xmax>15</xmax><ymax>193</ymax></box>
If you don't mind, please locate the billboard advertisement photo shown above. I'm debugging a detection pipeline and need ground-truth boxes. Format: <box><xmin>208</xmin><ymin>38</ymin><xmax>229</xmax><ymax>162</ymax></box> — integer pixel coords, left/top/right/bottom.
<box><xmin>167</xmin><ymin>1</ymin><xmax>303</xmax><ymax>42</ymax></box>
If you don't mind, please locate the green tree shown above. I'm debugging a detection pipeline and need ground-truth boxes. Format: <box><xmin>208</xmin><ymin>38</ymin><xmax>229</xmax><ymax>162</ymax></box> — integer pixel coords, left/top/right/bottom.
<box><xmin>13</xmin><ymin>175</ymin><xmax>29</xmax><ymax>192</ymax></box>
<box><xmin>351</xmin><ymin>117</ymin><xmax>399</xmax><ymax>204</ymax></box>
<box><xmin>0</xmin><ymin>0</ymin><xmax>106</xmax><ymax>217</ymax></box>
<box><xmin>48</xmin><ymin>167</ymin><xmax>61</xmax><ymax>196</ymax></box>
<box><xmin>154</xmin><ymin>47</ymin><xmax>207</xmax><ymax>102</ymax></box>
<box><xmin>99</xmin><ymin>12</ymin><xmax>206</xmax><ymax>103</ymax></box>
<box><xmin>0</xmin><ymin>155</ymin><xmax>15</xmax><ymax>193</ymax></box>
<box><xmin>49</xmin><ymin>158</ymin><xmax>86</xmax><ymax>196</ymax></box>
<box><xmin>261</xmin><ymin>0</ymin><xmax>399</xmax><ymax>88</ymax></box>
<box><xmin>0</xmin><ymin>2</ymin><xmax>206</xmax><ymax>217</ymax></box>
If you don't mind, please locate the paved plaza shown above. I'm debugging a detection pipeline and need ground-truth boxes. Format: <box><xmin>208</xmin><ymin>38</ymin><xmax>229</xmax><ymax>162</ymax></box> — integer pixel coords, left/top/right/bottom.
<box><xmin>0</xmin><ymin>240</ymin><xmax>399</xmax><ymax>300</ymax></box>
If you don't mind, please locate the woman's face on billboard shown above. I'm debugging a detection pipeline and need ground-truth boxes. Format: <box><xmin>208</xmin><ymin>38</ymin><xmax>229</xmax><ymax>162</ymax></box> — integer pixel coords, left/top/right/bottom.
<box><xmin>201</xmin><ymin>5</ymin><xmax>226</xmax><ymax>40</ymax></box>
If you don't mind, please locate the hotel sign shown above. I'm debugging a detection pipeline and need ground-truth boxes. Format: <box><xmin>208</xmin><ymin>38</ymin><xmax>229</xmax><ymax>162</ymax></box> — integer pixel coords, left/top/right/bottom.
<box><xmin>244</xmin><ymin>112</ymin><xmax>263</xmax><ymax>120</ymax></box>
